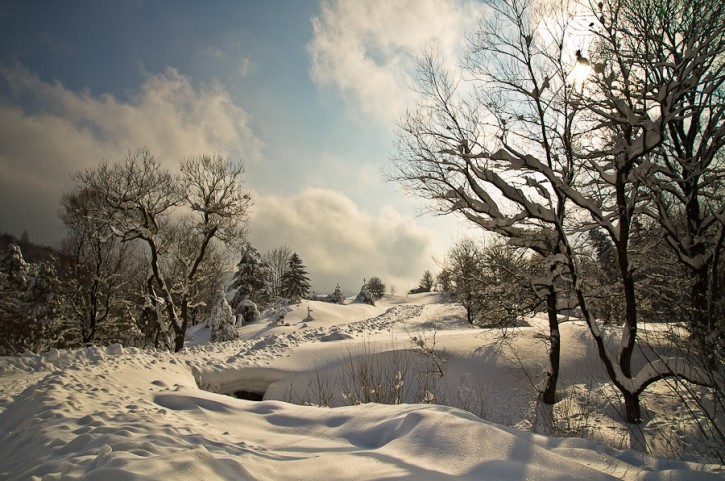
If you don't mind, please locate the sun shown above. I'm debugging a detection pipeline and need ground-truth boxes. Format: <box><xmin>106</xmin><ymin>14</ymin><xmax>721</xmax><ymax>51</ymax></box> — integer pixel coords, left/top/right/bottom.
<box><xmin>571</xmin><ymin>50</ymin><xmax>592</xmax><ymax>85</ymax></box>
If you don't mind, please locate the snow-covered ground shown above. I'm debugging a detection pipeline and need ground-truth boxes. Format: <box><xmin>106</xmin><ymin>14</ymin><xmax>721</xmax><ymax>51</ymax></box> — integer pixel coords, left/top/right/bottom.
<box><xmin>1</xmin><ymin>293</ymin><xmax>722</xmax><ymax>480</ymax></box>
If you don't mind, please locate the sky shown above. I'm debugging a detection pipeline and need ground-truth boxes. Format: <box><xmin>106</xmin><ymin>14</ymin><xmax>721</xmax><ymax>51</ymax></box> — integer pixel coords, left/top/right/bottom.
<box><xmin>0</xmin><ymin>0</ymin><xmax>485</xmax><ymax>293</ymax></box>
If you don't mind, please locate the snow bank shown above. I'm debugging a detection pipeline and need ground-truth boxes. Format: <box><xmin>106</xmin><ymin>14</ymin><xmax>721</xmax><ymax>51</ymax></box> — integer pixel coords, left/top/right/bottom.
<box><xmin>0</xmin><ymin>294</ymin><xmax>722</xmax><ymax>480</ymax></box>
<box><xmin>4</xmin><ymin>347</ymin><xmax>717</xmax><ymax>481</ymax></box>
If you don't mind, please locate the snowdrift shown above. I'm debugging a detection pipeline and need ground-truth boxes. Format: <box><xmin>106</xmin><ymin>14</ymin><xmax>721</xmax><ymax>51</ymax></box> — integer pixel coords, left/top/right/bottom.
<box><xmin>0</xmin><ymin>294</ymin><xmax>722</xmax><ymax>480</ymax></box>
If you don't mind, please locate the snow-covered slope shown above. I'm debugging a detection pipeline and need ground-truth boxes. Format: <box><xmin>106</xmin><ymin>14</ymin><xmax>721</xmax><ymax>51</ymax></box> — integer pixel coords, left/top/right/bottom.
<box><xmin>0</xmin><ymin>294</ymin><xmax>722</xmax><ymax>480</ymax></box>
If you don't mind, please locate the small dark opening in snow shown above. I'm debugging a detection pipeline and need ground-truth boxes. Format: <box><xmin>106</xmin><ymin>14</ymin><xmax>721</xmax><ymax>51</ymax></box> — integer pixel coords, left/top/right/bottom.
<box><xmin>233</xmin><ymin>390</ymin><xmax>264</xmax><ymax>401</ymax></box>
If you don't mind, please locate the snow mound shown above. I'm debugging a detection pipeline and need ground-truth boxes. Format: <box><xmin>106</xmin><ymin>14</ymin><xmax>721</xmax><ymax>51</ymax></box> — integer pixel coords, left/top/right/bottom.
<box><xmin>3</xmin><ymin>354</ymin><xmax>718</xmax><ymax>481</ymax></box>
<box><xmin>320</xmin><ymin>331</ymin><xmax>355</xmax><ymax>342</ymax></box>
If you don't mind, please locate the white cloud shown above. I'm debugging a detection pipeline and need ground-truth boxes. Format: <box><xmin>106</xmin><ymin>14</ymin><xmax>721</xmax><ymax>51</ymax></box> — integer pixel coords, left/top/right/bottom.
<box><xmin>0</xmin><ymin>66</ymin><xmax>262</xmax><ymax>244</ymax></box>
<box><xmin>308</xmin><ymin>0</ymin><xmax>481</xmax><ymax>124</ymax></box>
<box><xmin>248</xmin><ymin>188</ymin><xmax>437</xmax><ymax>294</ymax></box>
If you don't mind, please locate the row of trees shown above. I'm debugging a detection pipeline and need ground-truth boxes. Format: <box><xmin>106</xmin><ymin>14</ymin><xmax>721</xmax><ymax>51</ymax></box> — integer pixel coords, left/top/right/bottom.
<box><xmin>0</xmin><ymin>149</ymin><xmax>251</xmax><ymax>353</ymax></box>
<box><xmin>0</xmin><ymin>230</ymin><xmax>321</xmax><ymax>353</ymax></box>
<box><xmin>390</xmin><ymin>0</ymin><xmax>724</xmax><ymax>425</ymax></box>
<box><xmin>229</xmin><ymin>243</ymin><xmax>312</xmax><ymax>313</ymax></box>
<box><xmin>435</xmin><ymin>239</ymin><xmax>536</xmax><ymax>327</ymax></box>
<box><xmin>1</xmin><ymin>146</ymin><xmax>356</xmax><ymax>353</ymax></box>
<box><xmin>0</xmin><ymin>243</ymin><xmax>70</xmax><ymax>354</ymax></box>
<box><xmin>4</xmin><ymin>162</ymin><xmax>390</xmax><ymax>353</ymax></box>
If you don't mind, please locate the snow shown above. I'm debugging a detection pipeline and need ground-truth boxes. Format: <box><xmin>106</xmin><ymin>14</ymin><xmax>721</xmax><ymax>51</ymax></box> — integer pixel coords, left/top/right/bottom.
<box><xmin>0</xmin><ymin>293</ymin><xmax>722</xmax><ymax>480</ymax></box>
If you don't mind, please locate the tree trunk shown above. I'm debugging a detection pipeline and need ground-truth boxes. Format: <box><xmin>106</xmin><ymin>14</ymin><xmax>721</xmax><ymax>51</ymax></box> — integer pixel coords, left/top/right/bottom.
<box><xmin>146</xmin><ymin>239</ymin><xmax>182</xmax><ymax>351</ymax></box>
<box><xmin>175</xmin><ymin>298</ymin><xmax>190</xmax><ymax>353</ymax></box>
<box><xmin>541</xmin><ymin>288</ymin><xmax>560</xmax><ymax>404</ymax></box>
<box><xmin>683</xmin><ymin>172</ymin><xmax>713</xmax><ymax>332</ymax></box>
<box><xmin>173</xmin><ymin>333</ymin><xmax>185</xmax><ymax>352</ymax></box>
<box><xmin>82</xmin><ymin>319</ymin><xmax>95</xmax><ymax>344</ymax></box>
<box><xmin>620</xmin><ymin>273</ymin><xmax>637</xmax><ymax>378</ymax></box>
<box><xmin>623</xmin><ymin>389</ymin><xmax>642</xmax><ymax>424</ymax></box>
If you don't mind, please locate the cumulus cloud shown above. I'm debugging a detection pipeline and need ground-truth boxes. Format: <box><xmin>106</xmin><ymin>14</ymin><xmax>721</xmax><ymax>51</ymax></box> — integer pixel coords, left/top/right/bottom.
<box><xmin>0</xmin><ymin>65</ymin><xmax>262</xmax><ymax>244</ymax></box>
<box><xmin>308</xmin><ymin>0</ymin><xmax>481</xmax><ymax>124</ymax></box>
<box><xmin>248</xmin><ymin>188</ymin><xmax>436</xmax><ymax>294</ymax></box>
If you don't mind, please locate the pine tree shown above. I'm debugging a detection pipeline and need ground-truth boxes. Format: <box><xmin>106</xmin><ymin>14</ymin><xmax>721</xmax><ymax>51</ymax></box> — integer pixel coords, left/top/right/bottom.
<box><xmin>0</xmin><ymin>243</ymin><xmax>28</xmax><ymax>289</ymax></box>
<box><xmin>281</xmin><ymin>253</ymin><xmax>310</xmax><ymax>301</ymax></box>
<box><xmin>210</xmin><ymin>293</ymin><xmax>238</xmax><ymax>342</ymax></box>
<box><xmin>418</xmin><ymin>270</ymin><xmax>434</xmax><ymax>292</ymax></box>
<box><xmin>0</xmin><ymin>244</ymin><xmax>64</xmax><ymax>354</ymax></box>
<box><xmin>229</xmin><ymin>243</ymin><xmax>272</xmax><ymax>311</ymax></box>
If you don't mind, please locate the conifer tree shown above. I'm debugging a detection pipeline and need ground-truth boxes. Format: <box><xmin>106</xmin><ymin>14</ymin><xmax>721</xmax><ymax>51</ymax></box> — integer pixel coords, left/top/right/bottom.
<box><xmin>0</xmin><ymin>243</ymin><xmax>64</xmax><ymax>354</ymax></box>
<box><xmin>210</xmin><ymin>293</ymin><xmax>238</xmax><ymax>342</ymax></box>
<box><xmin>281</xmin><ymin>253</ymin><xmax>311</xmax><ymax>301</ymax></box>
<box><xmin>230</xmin><ymin>243</ymin><xmax>272</xmax><ymax>311</ymax></box>
<box><xmin>418</xmin><ymin>270</ymin><xmax>434</xmax><ymax>292</ymax></box>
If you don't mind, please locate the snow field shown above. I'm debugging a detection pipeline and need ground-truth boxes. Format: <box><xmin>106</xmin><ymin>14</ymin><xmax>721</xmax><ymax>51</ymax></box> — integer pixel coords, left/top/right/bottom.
<box><xmin>0</xmin><ymin>293</ymin><xmax>722</xmax><ymax>480</ymax></box>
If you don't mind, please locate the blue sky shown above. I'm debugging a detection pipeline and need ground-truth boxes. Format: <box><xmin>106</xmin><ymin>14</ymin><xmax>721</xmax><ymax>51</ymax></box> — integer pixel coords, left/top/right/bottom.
<box><xmin>0</xmin><ymin>0</ymin><xmax>482</xmax><ymax>292</ymax></box>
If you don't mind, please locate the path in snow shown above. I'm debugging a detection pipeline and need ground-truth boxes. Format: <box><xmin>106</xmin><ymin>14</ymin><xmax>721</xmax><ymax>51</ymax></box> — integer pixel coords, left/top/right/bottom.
<box><xmin>185</xmin><ymin>304</ymin><xmax>425</xmax><ymax>396</ymax></box>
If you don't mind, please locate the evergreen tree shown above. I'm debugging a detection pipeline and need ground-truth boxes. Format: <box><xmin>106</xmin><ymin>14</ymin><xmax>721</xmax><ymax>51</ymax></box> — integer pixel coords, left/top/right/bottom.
<box><xmin>0</xmin><ymin>244</ymin><xmax>65</xmax><ymax>354</ymax></box>
<box><xmin>281</xmin><ymin>253</ymin><xmax>311</xmax><ymax>301</ymax></box>
<box><xmin>229</xmin><ymin>243</ymin><xmax>272</xmax><ymax>311</ymax></box>
<box><xmin>418</xmin><ymin>270</ymin><xmax>434</xmax><ymax>292</ymax></box>
<box><xmin>210</xmin><ymin>293</ymin><xmax>238</xmax><ymax>342</ymax></box>
<box><xmin>0</xmin><ymin>243</ymin><xmax>28</xmax><ymax>289</ymax></box>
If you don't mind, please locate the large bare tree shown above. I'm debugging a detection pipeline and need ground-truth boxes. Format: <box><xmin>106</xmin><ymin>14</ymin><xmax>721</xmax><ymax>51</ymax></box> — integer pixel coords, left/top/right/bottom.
<box><xmin>75</xmin><ymin>148</ymin><xmax>251</xmax><ymax>351</ymax></box>
<box><xmin>391</xmin><ymin>0</ymin><xmax>722</xmax><ymax>423</ymax></box>
<box><xmin>390</xmin><ymin>0</ymin><xmax>586</xmax><ymax>404</ymax></box>
<box><xmin>632</xmin><ymin>0</ymin><xmax>725</xmax><ymax>332</ymax></box>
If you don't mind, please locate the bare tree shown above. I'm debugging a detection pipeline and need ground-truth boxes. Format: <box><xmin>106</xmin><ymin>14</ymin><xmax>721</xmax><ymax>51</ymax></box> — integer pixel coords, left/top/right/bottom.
<box><xmin>633</xmin><ymin>0</ymin><xmax>725</xmax><ymax>332</ymax></box>
<box><xmin>60</xmin><ymin>187</ymin><xmax>135</xmax><ymax>344</ymax></box>
<box><xmin>366</xmin><ymin>276</ymin><xmax>386</xmax><ymax>300</ymax></box>
<box><xmin>391</xmin><ymin>0</ymin><xmax>722</xmax><ymax>421</ymax></box>
<box><xmin>263</xmin><ymin>245</ymin><xmax>292</xmax><ymax>298</ymax></box>
<box><xmin>439</xmin><ymin>239</ymin><xmax>485</xmax><ymax>326</ymax></box>
<box><xmin>479</xmin><ymin>242</ymin><xmax>539</xmax><ymax>328</ymax></box>
<box><xmin>390</xmin><ymin>0</ymin><xmax>587</xmax><ymax>403</ymax></box>
<box><xmin>546</xmin><ymin>0</ymin><xmax>725</xmax><ymax>423</ymax></box>
<box><xmin>75</xmin><ymin>148</ymin><xmax>251</xmax><ymax>352</ymax></box>
<box><xmin>162</xmin><ymin>218</ymin><xmax>228</xmax><ymax>327</ymax></box>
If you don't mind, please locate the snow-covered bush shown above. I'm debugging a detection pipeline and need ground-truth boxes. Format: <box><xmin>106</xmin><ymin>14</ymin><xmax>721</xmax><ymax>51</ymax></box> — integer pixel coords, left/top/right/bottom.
<box><xmin>236</xmin><ymin>298</ymin><xmax>261</xmax><ymax>326</ymax></box>
<box><xmin>354</xmin><ymin>283</ymin><xmax>375</xmax><ymax>306</ymax></box>
<box><xmin>0</xmin><ymin>243</ymin><xmax>28</xmax><ymax>289</ymax></box>
<box><xmin>327</xmin><ymin>284</ymin><xmax>345</xmax><ymax>304</ymax></box>
<box><xmin>263</xmin><ymin>299</ymin><xmax>293</xmax><ymax>325</ymax></box>
<box><xmin>0</xmin><ymin>243</ymin><xmax>67</xmax><ymax>355</ymax></box>
<box><xmin>366</xmin><ymin>276</ymin><xmax>385</xmax><ymax>300</ymax></box>
<box><xmin>210</xmin><ymin>295</ymin><xmax>238</xmax><ymax>342</ymax></box>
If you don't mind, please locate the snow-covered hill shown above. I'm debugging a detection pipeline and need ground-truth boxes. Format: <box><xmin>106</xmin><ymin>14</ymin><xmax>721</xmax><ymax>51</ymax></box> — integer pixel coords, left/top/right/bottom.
<box><xmin>0</xmin><ymin>294</ymin><xmax>722</xmax><ymax>480</ymax></box>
